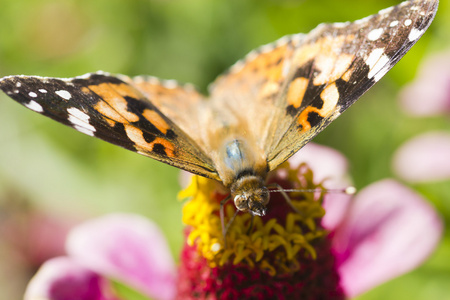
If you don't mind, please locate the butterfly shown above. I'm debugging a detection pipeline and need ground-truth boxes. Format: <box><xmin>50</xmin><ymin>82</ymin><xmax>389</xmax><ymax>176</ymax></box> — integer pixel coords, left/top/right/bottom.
<box><xmin>0</xmin><ymin>0</ymin><xmax>438</xmax><ymax>216</ymax></box>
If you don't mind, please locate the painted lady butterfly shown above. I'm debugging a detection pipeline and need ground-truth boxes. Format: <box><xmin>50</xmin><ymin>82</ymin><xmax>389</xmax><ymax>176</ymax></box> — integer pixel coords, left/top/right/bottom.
<box><xmin>0</xmin><ymin>0</ymin><xmax>438</xmax><ymax>216</ymax></box>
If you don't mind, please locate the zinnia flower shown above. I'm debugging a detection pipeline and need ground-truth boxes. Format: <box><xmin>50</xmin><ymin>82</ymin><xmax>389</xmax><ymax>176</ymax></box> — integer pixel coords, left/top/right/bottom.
<box><xmin>24</xmin><ymin>144</ymin><xmax>442</xmax><ymax>300</ymax></box>
<box><xmin>394</xmin><ymin>51</ymin><xmax>450</xmax><ymax>183</ymax></box>
<box><xmin>393</xmin><ymin>131</ymin><xmax>450</xmax><ymax>183</ymax></box>
<box><xmin>0</xmin><ymin>198</ymin><xmax>74</xmax><ymax>300</ymax></box>
<box><xmin>399</xmin><ymin>51</ymin><xmax>450</xmax><ymax>116</ymax></box>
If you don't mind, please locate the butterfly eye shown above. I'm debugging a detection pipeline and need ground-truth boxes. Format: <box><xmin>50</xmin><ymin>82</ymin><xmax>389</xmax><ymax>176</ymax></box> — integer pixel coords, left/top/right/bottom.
<box><xmin>234</xmin><ymin>194</ymin><xmax>249</xmax><ymax>212</ymax></box>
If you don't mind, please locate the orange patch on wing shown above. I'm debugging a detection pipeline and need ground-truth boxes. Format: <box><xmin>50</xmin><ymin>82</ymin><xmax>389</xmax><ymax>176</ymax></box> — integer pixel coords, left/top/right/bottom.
<box><xmin>292</xmin><ymin>35</ymin><xmax>355</xmax><ymax>86</ymax></box>
<box><xmin>124</xmin><ymin>125</ymin><xmax>175</xmax><ymax>157</ymax></box>
<box><xmin>259</xmin><ymin>81</ymin><xmax>280</xmax><ymax>99</ymax></box>
<box><xmin>225</xmin><ymin>44</ymin><xmax>293</xmax><ymax>88</ymax></box>
<box><xmin>297</xmin><ymin>82</ymin><xmax>340</xmax><ymax>131</ymax></box>
<box><xmin>93</xmin><ymin>100</ymin><xmax>128</xmax><ymax>124</ymax></box>
<box><xmin>320</xmin><ymin>83</ymin><xmax>340</xmax><ymax>114</ymax></box>
<box><xmin>313</xmin><ymin>53</ymin><xmax>354</xmax><ymax>86</ymax></box>
<box><xmin>104</xmin><ymin>118</ymin><xmax>116</xmax><ymax>127</ymax></box>
<box><xmin>142</xmin><ymin>109</ymin><xmax>170</xmax><ymax>135</ymax></box>
<box><xmin>287</xmin><ymin>77</ymin><xmax>309</xmax><ymax>108</ymax></box>
<box><xmin>132</xmin><ymin>81</ymin><xmax>203</xmax><ymax>109</ymax></box>
<box><xmin>297</xmin><ymin>106</ymin><xmax>319</xmax><ymax>132</ymax></box>
<box><xmin>88</xmin><ymin>83</ymin><xmax>140</xmax><ymax>122</ymax></box>
<box><xmin>341</xmin><ymin>66</ymin><xmax>355</xmax><ymax>82</ymax></box>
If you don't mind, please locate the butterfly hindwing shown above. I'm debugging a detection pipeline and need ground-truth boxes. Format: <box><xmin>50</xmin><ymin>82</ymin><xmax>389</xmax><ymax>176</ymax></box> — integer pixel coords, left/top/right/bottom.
<box><xmin>0</xmin><ymin>72</ymin><xmax>219</xmax><ymax>180</ymax></box>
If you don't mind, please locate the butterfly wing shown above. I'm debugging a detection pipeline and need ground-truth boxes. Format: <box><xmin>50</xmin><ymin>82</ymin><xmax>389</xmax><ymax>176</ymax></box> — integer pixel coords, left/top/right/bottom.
<box><xmin>209</xmin><ymin>0</ymin><xmax>438</xmax><ymax>171</ymax></box>
<box><xmin>0</xmin><ymin>72</ymin><xmax>219</xmax><ymax>180</ymax></box>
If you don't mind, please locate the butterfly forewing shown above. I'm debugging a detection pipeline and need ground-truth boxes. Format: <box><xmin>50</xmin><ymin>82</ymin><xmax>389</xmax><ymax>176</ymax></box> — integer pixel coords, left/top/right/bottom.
<box><xmin>209</xmin><ymin>0</ymin><xmax>438</xmax><ymax>171</ymax></box>
<box><xmin>0</xmin><ymin>73</ymin><xmax>219</xmax><ymax>179</ymax></box>
<box><xmin>266</xmin><ymin>0</ymin><xmax>438</xmax><ymax>169</ymax></box>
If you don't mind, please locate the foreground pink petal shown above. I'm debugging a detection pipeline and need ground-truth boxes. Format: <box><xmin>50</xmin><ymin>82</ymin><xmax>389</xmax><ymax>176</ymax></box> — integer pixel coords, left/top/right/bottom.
<box><xmin>393</xmin><ymin>131</ymin><xmax>450</xmax><ymax>182</ymax></box>
<box><xmin>399</xmin><ymin>51</ymin><xmax>450</xmax><ymax>116</ymax></box>
<box><xmin>66</xmin><ymin>214</ymin><xmax>176</xmax><ymax>300</ymax></box>
<box><xmin>332</xmin><ymin>179</ymin><xmax>443</xmax><ymax>297</ymax></box>
<box><xmin>24</xmin><ymin>257</ymin><xmax>114</xmax><ymax>300</ymax></box>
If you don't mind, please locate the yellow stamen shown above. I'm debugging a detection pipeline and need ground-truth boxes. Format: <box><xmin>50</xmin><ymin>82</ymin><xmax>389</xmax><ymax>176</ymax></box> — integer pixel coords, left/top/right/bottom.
<box><xmin>179</xmin><ymin>163</ymin><xmax>328</xmax><ymax>275</ymax></box>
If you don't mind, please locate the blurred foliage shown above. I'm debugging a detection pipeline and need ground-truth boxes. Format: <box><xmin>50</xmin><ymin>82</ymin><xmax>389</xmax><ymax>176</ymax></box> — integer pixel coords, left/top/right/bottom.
<box><xmin>0</xmin><ymin>0</ymin><xmax>449</xmax><ymax>299</ymax></box>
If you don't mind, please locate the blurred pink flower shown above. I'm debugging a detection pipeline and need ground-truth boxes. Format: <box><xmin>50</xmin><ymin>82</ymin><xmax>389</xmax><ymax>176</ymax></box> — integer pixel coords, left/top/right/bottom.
<box><xmin>24</xmin><ymin>214</ymin><xmax>177</xmax><ymax>300</ymax></box>
<box><xmin>330</xmin><ymin>179</ymin><xmax>442</xmax><ymax>297</ymax></box>
<box><xmin>0</xmin><ymin>199</ymin><xmax>75</xmax><ymax>299</ymax></box>
<box><xmin>393</xmin><ymin>131</ymin><xmax>450</xmax><ymax>182</ymax></box>
<box><xmin>25</xmin><ymin>257</ymin><xmax>117</xmax><ymax>300</ymax></box>
<box><xmin>24</xmin><ymin>144</ymin><xmax>442</xmax><ymax>299</ymax></box>
<box><xmin>399</xmin><ymin>51</ymin><xmax>450</xmax><ymax>116</ymax></box>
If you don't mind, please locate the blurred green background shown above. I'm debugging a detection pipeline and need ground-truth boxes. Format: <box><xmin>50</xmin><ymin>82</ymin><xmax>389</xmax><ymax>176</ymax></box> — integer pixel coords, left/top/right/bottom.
<box><xmin>0</xmin><ymin>0</ymin><xmax>449</xmax><ymax>299</ymax></box>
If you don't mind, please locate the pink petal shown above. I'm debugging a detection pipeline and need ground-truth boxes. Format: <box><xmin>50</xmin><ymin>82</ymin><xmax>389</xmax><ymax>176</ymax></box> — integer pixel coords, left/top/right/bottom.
<box><xmin>321</xmin><ymin>192</ymin><xmax>353</xmax><ymax>232</ymax></box>
<box><xmin>24</xmin><ymin>257</ymin><xmax>115</xmax><ymax>300</ymax></box>
<box><xmin>289</xmin><ymin>143</ymin><xmax>350</xmax><ymax>186</ymax></box>
<box><xmin>66</xmin><ymin>214</ymin><xmax>176</xmax><ymax>300</ymax></box>
<box><xmin>399</xmin><ymin>52</ymin><xmax>450</xmax><ymax>116</ymax></box>
<box><xmin>178</xmin><ymin>170</ymin><xmax>193</xmax><ymax>188</ymax></box>
<box><xmin>289</xmin><ymin>143</ymin><xmax>353</xmax><ymax>230</ymax></box>
<box><xmin>393</xmin><ymin>131</ymin><xmax>450</xmax><ymax>182</ymax></box>
<box><xmin>27</xmin><ymin>213</ymin><xmax>75</xmax><ymax>265</ymax></box>
<box><xmin>332</xmin><ymin>179</ymin><xmax>442</xmax><ymax>297</ymax></box>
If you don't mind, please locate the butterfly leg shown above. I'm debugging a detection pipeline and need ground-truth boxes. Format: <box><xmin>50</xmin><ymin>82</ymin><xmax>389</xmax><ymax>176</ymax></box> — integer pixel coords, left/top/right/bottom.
<box><xmin>246</xmin><ymin>213</ymin><xmax>255</xmax><ymax>235</ymax></box>
<box><xmin>220</xmin><ymin>195</ymin><xmax>238</xmax><ymax>247</ymax></box>
<box><xmin>267</xmin><ymin>183</ymin><xmax>301</xmax><ymax>215</ymax></box>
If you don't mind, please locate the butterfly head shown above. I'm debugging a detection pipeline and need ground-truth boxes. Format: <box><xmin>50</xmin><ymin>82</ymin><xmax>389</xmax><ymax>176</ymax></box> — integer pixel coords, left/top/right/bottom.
<box><xmin>231</xmin><ymin>175</ymin><xmax>269</xmax><ymax>217</ymax></box>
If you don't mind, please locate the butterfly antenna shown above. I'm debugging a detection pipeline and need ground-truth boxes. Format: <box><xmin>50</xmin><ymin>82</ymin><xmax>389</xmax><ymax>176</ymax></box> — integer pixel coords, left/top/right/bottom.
<box><xmin>269</xmin><ymin>186</ymin><xmax>356</xmax><ymax>195</ymax></box>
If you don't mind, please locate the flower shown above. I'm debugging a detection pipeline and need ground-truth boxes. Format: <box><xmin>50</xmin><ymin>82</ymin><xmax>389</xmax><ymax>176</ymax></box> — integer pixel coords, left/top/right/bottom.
<box><xmin>393</xmin><ymin>131</ymin><xmax>450</xmax><ymax>183</ymax></box>
<box><xmin>24</xmin><ymin>144</ymin><xmax>442</xmax><ymax>299</ymax></box>
<box><xmin>0</xmin><ymin>196</ymin><xmax>74</xmax><ymax>300</ymax></box>
<box><xmin>24</xmin><ymin>214</ymin><xmax>177</xmax><ymax>300</ymax></box>
<box><xmin>399</xmin><ymin>51</ymin><xmax>450</xmax><ymax>116</ymax></box>
<box><xmin>393</xmin><ymin>51</ymin><xmax>450</xmax><ymax>183</ymax></box>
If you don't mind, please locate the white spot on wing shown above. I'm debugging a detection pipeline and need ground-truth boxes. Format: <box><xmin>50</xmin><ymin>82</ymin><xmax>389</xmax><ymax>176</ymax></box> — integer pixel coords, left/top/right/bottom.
<box><xmin>373</xmin><ymin>63</ymin><xmax>391</xmax><ymax>82</ymax></box>
<box><xmin>275</xmin><ymin>35</ymin><xmax>290</xmax><ymax>47</ymax></box>
<box><xmin>390</xmin><ymin>20</ymin><xmax>399</xmax><ymax>27</ymax></box>
<box><xmin>379</xmin><ymin>6</ymin><xmax>394</xmax><ymax>15</ymax></box>
<box><xmin>368</xmin><ymin>28</ymin><xmax>383</xmax><ymax>41</ymax></box>
<box><xmin>28</xmin><ymin>92</ymin><xmax>38</xmax><ymax>98</ymax></box>
<box><xmin>147</xmin><ymin>76</ymin><xmax>160</xmax><ymax>85</ymax></box>
<box><xmin>399</xmin><ymin>0</ymin><xmax>409</xmax><ymax>7</ymax></box>
<box><xmin>16</xmin><ymin>82</ymin><xmax>21</xmax><ymax>87</ymax></box>
<box><xmin>39</xmin><ymin>89</ymin><xmax>47</xmax><ymax>93</ymax></box>
<box><xmin>55</xmin><ymin>90</ymin><xmax>72</xmax><ymax>100</ymax></box>
<box><xmin>366</xmin><ymin>48</ymin><xmax>385</xmax><ymax>69</ymax></box>
<box><xmin>366</xmin><ymin>48</ymin><xmax>391</xmax><ymax>81</ymax></box>
<box><xmin>73</xmin><ymin>125</ymin><xmax>95</xmax><ymax>136</ymax></box>
<box><xmin>333</xmin><ymin>21</ymin><xmax>350</xmax><ymax>28</ymax></box>
<box><xmin>282</xmin><ymin>59</ymin><xmax>291</xmax><ymax>77</ymax></box>
<box><xmin>355</xmin><ymin>15</ymin><xmax>372</xmax><ymax>25</ymax></box>
<box><xmin>408</xmin><ymin>28</ymin><xmax>425</xmax><ymax>41</ymax></box>
<box><xmin>25</xmin><ymin>100</ymin><xmax>43</xmax><ymax>112</ymax></box>
<box><xmin>260</xmin><ymin>43</ymin><xmax>275</xmax><ymax>54</ymax></box>
<box><xmin>291</xmin><ymin>34</ymin><xmax>303</xmax><ymax>45</ymax></box>
<box><xmin>67</xmin><ymin>107</ymin><xmax>96</xmax><ymax>136</ymax></box>
<box><xmin>404</xmin><ymin>19</ymin><xmax>412</xmax><ymax>26</ymax></box>
<box><xmin>67</xmin><ymin>107</ymin><xmax>89</xmax><ymax>121</ymax></box>
<box><xmin>162</xmin><ymin>79</ymin><xmax>178</xmax><ymax>89</ymax></box>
